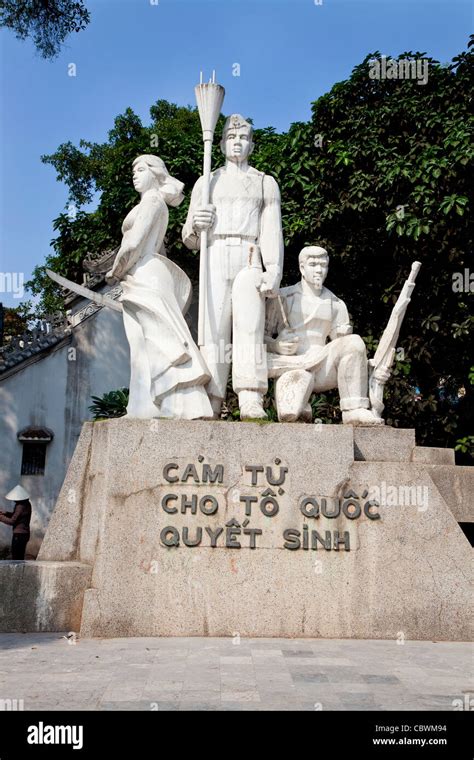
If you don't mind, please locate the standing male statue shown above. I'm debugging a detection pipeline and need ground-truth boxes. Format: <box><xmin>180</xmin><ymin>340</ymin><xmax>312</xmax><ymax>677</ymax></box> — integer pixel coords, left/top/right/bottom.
<box><xmin>265</xmin><ymin>246</ymin><xmax>385</xmax><ymax>425</ymax></box>
<box><xmin>182</xmin><ymin>114</ymin><xmax>284</xmax><ymax>419</ymax></box>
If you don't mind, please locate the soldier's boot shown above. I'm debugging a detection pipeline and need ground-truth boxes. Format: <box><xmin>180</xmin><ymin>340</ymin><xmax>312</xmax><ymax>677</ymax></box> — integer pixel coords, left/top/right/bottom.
<box><xmin>239</xmin><ymin>390</ymin><xmax>267</xmax><ymax>420</ymax></box>
<box><xmin>342</xmin><ymin>408</ymin><xmax>384</xmax><ymax>426</ymax></box>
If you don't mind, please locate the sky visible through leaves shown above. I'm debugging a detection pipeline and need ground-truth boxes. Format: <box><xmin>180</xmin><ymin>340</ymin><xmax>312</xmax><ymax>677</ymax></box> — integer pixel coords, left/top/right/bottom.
<box><xmin>0</xmin><ymin>0</ymin><xmax>471</xmax><ymax>307</ymax></box>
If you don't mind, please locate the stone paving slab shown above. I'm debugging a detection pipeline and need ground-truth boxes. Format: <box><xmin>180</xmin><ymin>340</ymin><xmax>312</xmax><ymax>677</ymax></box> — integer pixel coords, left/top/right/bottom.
<box><xmin>0</xmin><ymin>634</ymin><xmax>471</xmax><ymax>712</ymax></box>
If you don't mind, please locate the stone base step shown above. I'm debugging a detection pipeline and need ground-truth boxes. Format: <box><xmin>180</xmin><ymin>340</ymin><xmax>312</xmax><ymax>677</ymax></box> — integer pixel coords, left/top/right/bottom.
<box><xmin>0</xmin><ymin>561</ymin><xmax>91</xmax><ymax>633</ymax></box>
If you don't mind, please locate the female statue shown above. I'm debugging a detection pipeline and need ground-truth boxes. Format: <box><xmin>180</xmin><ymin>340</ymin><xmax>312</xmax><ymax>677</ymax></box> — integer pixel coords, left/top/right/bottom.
<box><xmin>106</xmin><ymin>154</ymin><xmax>212</xmax><ymax>419</ymax></box>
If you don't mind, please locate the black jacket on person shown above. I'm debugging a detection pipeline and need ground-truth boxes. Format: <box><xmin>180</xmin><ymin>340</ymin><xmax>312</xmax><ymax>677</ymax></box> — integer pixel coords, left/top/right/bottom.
<box><xmin>0</xmin><ymin>499</ymin><xmax>31</xmax><ymax>535</ymax></box>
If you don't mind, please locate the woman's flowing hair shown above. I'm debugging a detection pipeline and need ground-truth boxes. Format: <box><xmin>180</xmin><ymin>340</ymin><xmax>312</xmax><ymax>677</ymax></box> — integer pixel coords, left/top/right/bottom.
<box><xmin>133</xmin><ymin>154</ymin><xmax>185</xmax><ymax>207</ymax></box>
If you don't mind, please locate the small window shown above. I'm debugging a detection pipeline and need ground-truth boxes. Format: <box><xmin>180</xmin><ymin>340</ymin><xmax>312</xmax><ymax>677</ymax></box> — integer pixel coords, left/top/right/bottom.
<box><xmin>17</xmin><ymin>426</ymin><xmax>54</xmax><ymax>477</ymax></box>
<box><xmin>21</xmin><ymin>442</ymin><xmax>47</xmax><ymax>475</ymax></box>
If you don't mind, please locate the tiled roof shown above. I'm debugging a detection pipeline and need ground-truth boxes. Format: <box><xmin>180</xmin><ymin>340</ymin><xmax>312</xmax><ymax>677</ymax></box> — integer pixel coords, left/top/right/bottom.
<box><xmin>17</xmin><ymin>426</ymin><xmax>54</xmax><ymax>441</ymax></box>
<box><xmin>0</xmin><ymin>316</ymin><xmax>71</xmax><ymax>375</ymax></box>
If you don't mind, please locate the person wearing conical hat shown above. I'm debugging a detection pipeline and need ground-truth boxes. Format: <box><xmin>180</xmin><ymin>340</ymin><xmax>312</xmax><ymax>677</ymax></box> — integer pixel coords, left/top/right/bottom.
<box><xmin>0</xmin><ymin>485</ymin><xmax>32</xmax><ymax>560</ymax></box>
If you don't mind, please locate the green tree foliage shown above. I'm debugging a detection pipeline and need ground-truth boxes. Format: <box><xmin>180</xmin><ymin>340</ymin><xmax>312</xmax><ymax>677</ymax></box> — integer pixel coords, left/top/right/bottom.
<box><xmin>1</xmin><ymin>302</ymin><xmax>34</xmax><ymax>344</ymax></box>
<box><xmin>254</xmin><ymin>41</ymin><xmax>473</xmax><ymax>451</ymax></box>
<box><xmin>28</xmin><ymin>40</ymin><xmax>473</xmax><ymax>452</ymax></box>
<box><xmin>28</xmin><ymin>102</ymin><xmax>229</xmax><ymax>312</ymax></box>
<box><xmin>0</xmin><ymin>0</ymin><xmax>90</xmax><ymax>59</ymax></box>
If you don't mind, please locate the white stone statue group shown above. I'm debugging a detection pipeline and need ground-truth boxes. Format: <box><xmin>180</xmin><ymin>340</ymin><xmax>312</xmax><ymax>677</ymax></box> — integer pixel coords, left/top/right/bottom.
<box><xmin>105</xmin><ymin>114</ymin><xmax>397</xmax><ymax>425</ymax></box>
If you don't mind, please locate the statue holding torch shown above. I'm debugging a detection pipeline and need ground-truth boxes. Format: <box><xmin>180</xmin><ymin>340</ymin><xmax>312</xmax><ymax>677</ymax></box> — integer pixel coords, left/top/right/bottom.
<box><xmin>183</xmin><ymin>73</ymin><xmax>284</xmax><ymax>419</ymax></box>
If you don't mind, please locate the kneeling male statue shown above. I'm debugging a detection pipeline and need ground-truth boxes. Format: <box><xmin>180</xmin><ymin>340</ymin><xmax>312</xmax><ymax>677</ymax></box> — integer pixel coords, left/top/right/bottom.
<box><xmin>265</xmin><ymin>246</ymin><xmax>385</xmax><ymax>425</ymax></box>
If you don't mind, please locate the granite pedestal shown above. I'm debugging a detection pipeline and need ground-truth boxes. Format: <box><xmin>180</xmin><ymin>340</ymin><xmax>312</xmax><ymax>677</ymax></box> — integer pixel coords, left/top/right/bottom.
<box><xmin>1</xmin><ymin>420</ymin><xmax>471</xmax><ymax>640</ymax></box>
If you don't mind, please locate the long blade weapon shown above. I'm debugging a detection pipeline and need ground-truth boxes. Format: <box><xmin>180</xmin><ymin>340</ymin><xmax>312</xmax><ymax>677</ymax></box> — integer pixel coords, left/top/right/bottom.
<box><xmin>46</xmin><ymin>269</ymin><xmax>123</xmax><ymax>313</ymax></box>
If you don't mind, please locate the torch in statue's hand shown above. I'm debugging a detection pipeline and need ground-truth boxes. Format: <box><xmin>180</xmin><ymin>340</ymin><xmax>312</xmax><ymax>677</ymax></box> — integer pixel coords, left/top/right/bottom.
<box><xmin>193</xmin><ymin>204</ymin><xmax>216</xmax><ymax>232</ymax></box>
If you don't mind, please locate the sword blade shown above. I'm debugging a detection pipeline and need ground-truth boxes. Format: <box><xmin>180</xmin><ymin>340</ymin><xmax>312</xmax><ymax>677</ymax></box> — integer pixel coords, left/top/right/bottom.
<box><xmin>46</xmin><ymin>269</ymin><xmax>123</xmax><ymax>313</ymax></box>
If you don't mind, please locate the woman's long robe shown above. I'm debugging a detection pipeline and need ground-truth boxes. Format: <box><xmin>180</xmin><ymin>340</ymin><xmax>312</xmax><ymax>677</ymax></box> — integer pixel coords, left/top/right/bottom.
<box><xmin>115</xmin><ymin>189</ymin><xmax>212</xmax><ymax>419</ymax></box>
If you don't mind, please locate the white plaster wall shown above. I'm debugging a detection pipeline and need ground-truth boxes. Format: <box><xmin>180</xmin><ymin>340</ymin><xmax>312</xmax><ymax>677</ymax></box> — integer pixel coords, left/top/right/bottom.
<box><xmin>0</xmin><ymin>305</ymin><xmax>130</xmax><ymax>557</ymax></box>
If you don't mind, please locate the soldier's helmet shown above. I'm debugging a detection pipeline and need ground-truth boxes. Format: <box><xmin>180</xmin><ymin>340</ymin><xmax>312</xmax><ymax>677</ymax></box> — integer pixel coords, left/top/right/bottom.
<box><xmin>220</xmin><ymin>114</ymin><xmax>254</xmax><ymax>153</ymax></box>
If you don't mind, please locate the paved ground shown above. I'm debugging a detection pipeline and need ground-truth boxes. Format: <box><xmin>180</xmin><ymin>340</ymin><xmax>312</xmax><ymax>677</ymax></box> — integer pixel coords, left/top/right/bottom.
<box><xmin>0</xmin><ymin>634</ymin><xmax>471</xmax><ymax>711</ymax></box>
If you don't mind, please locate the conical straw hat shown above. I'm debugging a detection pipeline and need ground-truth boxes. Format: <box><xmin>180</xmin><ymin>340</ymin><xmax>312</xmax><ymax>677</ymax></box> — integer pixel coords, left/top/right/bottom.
<box><xmin>5</xmin><ymin>484</ymin><xmax>30</xmax><ymax>501</ymax></box>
